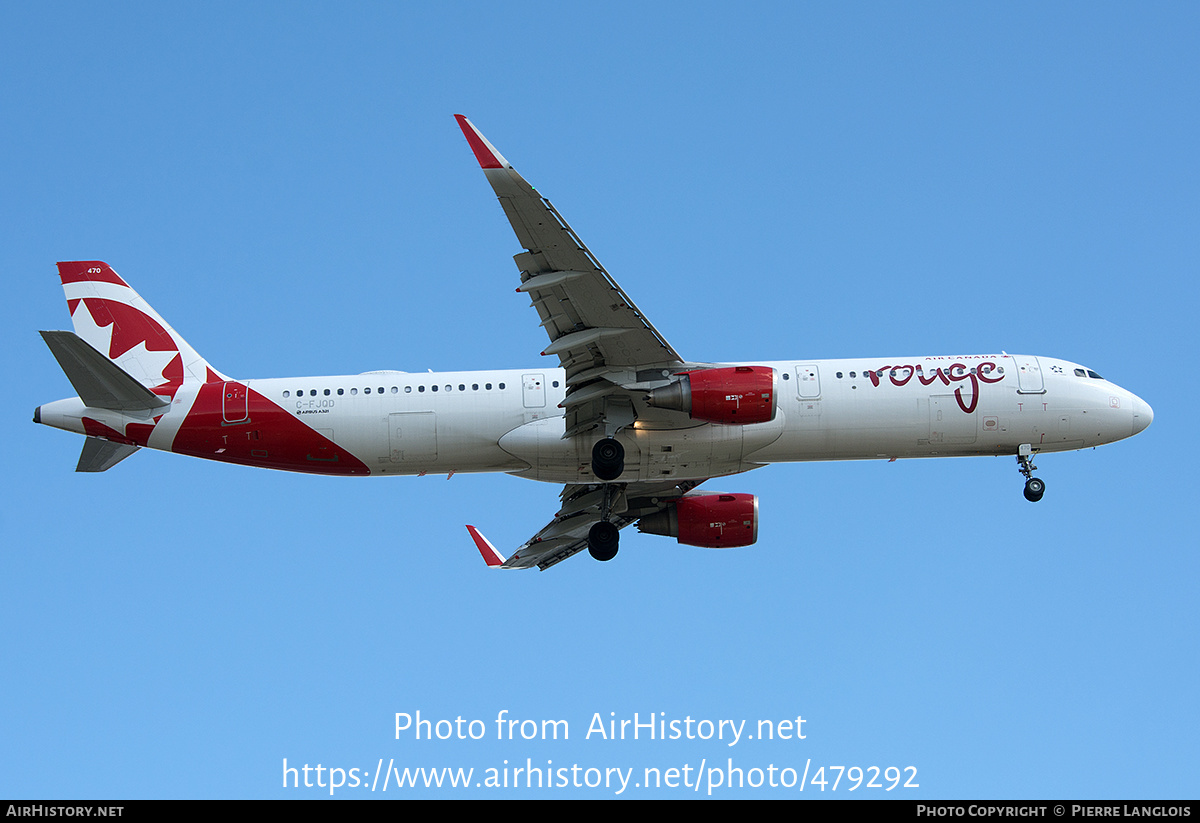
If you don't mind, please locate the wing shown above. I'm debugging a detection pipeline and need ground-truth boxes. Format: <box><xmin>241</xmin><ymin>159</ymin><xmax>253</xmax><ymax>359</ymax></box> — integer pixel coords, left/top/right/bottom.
<box><xmin>467</xmin><ymin>479</ymin><xmax>706</xmax><ymax>571</ymax></box>
<box><xmin>455</xmin><ymin>115</ymin><xmax>687</xmax><ymax>438</ymax></box>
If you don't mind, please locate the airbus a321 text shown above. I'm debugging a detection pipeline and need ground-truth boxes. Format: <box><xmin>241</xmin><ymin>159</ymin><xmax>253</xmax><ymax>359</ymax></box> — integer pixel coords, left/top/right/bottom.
<box><xmin>35</xmin><ymin>115</ymin><xmax>1153</xmax><ymax>569</ymax></box>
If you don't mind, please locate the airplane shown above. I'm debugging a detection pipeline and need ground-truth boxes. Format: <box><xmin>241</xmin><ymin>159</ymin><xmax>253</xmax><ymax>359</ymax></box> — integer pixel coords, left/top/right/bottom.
<box><xmin>34</xmin><ymin>115</ymin><xmax>1154</xmax><ymax>570</ymax></box>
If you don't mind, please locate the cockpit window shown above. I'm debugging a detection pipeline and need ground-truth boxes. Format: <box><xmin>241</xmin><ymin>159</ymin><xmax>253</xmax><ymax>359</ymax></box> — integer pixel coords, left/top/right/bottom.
<box><xmin>1074</xmin><ymin>369</ymin><xmax>1086</xmax><ymax>377</ymax></box>
<box><xmin>1087</xmin><ymin>369</ymin><xmax>1103</xmax><ymax>380</ymax></box>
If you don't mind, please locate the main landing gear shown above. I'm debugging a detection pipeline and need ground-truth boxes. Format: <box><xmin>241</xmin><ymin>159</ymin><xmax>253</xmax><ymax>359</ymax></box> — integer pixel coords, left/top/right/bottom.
<box><xmin>1017</xmin><ymin>451</ymin><xmax>1045</xmax><ymax>502</ymax></box>
<box><xmin>588</xmin><ymin>521</ymin><xmax>620</xmax><ymax>562</ymax></box>
<box><xmin>591</xmin><ymin>437</ymin><xmax>624</xmax><ymax>481</ymax></box>
<box><xmin>587</xmin><ymin>445</ymin><xmax>624</xmax><ymax>561</ymax></box>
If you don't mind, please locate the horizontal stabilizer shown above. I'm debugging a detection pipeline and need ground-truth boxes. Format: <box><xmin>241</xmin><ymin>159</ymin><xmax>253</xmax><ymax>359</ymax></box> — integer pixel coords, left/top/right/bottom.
<box><xmin>76</xmin><ymin>436</ymin><xmax>139</xmax><ymax>472</ymax></box>
<box><xmin>40</xmin><ymin>330</ymin><xmax>170</xmax><ymax>412</ymax></box>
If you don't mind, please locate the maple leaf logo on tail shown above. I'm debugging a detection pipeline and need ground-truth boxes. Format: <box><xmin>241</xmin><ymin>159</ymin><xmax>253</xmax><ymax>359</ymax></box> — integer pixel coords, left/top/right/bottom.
<box><xmin>57</xmin><ymin>261</ymin><xmax>223</xmax><ymax>399</ymax></box>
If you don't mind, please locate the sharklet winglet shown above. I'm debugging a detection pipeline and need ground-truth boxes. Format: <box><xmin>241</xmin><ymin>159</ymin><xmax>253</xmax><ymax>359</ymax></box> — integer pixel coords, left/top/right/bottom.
<box><xmin>465</xmin><ymin>525</ymin><xmax>506</xmax><ymax>568</ymax></box>
<box><xmin>454</xmin><ymin>115</ymin><xmax>512</xmax><ymax>170</ymax></box>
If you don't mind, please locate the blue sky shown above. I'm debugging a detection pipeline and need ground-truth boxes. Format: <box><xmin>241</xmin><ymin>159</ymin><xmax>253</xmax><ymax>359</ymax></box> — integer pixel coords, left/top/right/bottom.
<box><xmin>3</xmin><ymin>2</ymin><xmax>1196</xmax><ymax>799</ymax></box>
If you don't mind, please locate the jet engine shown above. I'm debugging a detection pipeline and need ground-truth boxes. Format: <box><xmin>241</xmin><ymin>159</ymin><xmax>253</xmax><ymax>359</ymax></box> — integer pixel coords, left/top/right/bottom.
<box><xmin>645</xmin><ymin>366</ymin><xmax>776</xmax><ymax>425</ymax></box>
<box><xmin>637</xmin><ymin>493</ymin><xmax>759</xmax><ymax>548</ymax></box>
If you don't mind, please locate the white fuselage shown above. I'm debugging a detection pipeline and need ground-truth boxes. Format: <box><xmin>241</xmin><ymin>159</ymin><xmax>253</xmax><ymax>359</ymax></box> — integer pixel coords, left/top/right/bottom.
<box><xmin>49</xmin><ymin>352</ymin><xmax>1133</xmax><ymax>483</ymax></box>
<box><xmin>39</xmin><ymin>353</ymin><xmax>1150</xmax><ymax>483</ymax></box>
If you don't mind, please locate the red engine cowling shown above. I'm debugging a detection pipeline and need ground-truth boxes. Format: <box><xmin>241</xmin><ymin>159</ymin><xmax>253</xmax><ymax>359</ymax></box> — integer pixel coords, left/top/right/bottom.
<box><xmin>645</xmin><ymin>366</ymin><xmax>776</xmax><ymax>424</ymax></box>
<box><xmin>637</xmin><ymin>493</ymin><xmax>759</xmax><ymax>548</ymax></box>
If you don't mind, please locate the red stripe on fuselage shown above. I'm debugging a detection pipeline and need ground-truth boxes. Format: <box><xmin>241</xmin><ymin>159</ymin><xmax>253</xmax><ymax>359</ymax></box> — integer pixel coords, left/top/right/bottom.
<box><xmin>171</xmin><ymin>380</ymin><xmax>370</xmax><ymax>475</ymax></box>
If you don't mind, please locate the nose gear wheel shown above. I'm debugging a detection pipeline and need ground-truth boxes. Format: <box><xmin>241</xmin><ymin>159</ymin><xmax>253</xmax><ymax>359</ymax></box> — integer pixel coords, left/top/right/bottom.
<box><xmin>1016</xmin><ymin>453</ymin><xmax>1045</xmax><ymax>502</ymax></box>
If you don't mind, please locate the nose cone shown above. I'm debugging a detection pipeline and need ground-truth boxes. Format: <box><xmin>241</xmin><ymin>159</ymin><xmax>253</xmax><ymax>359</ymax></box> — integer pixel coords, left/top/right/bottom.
<box><xmin>1131</xmin><ymin>395</ymin><xmax>1153</xmax><ymax>436</ymax></box>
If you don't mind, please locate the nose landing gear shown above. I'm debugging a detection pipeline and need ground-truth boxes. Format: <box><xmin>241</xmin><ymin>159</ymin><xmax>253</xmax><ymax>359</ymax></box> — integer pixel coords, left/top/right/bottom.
<box><xmin>1017</xmin><ymin>449</ymin><xmax>1045</xmax><ymax>502</ymax></box>
<box><xmin>1023</xmin><ymin>476</ymin><xmax>1046</xmax><ymax>502</ymax></box>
